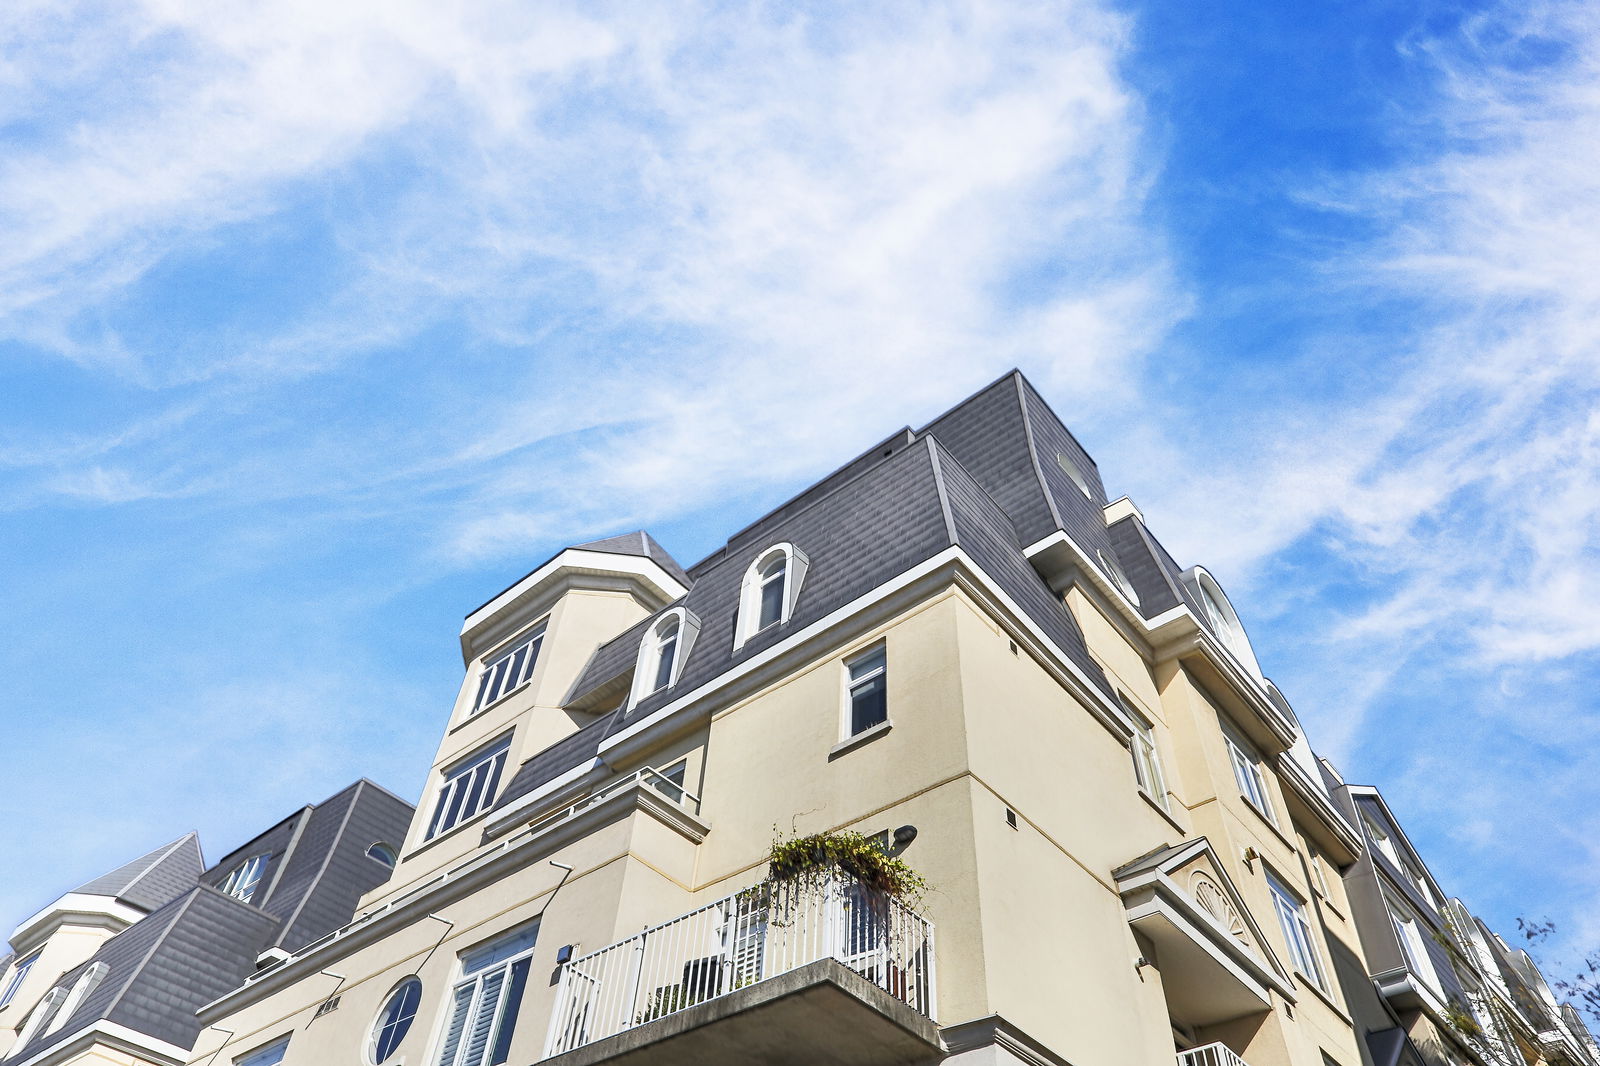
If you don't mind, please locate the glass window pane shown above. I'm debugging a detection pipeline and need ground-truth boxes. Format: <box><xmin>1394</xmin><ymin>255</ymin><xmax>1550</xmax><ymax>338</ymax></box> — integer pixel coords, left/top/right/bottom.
<box><xmin>851</xmin><ymin>673</ymin><xmax>887</xmax><ymax>734</ymax></box>
<box><xmin>653</xmin><ymin>634</ymin><xmax>678</xmax><ymax>691</ymax></box>
<box><xmin>759</xmin><ymin>574</ymin><xmax>784</xmax><ymax>629</ymax></box>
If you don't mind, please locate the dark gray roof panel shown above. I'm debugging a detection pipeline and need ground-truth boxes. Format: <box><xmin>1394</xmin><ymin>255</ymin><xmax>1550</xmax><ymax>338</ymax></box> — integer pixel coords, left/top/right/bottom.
<box><xmin>1016</xmin><ymin>376</ymin><xmax>1117</xmax><ymax>560</ymax></box>
<box><xmin>932</xmin><ymin>440</ymin><xmax>1114</xmax><ymax>700</ymax></box>
<box><xmin>564</xmin><ymin>616</ymin><xmax>655</xmax><ymax>708</ymax></box>
<box><xmin>914</xmin><ymin>373</ymin><xmax>1058</xmax><ymax>546</ymax></box>
<box><xmin>574</xmin><ymin>531</ymin><xmax>691</xmax><ymax>589</ymax></box>
<box><xmin>74</xmin><ymin>833</ymin><xmax>204</xmax><ymax>912</ymax></box>
<box><xmin>1106</xmin><ymin>517</ymin><xmax>1183</xmax><ymax>617</ymax></box>
<box><xmin>274</xmin><ymin>781</ymin><xmax>413</xmax><ymax>952</ymax></box>
<box><xmin>492</xmin><ymin>711</ymin><xmax>617</xmax><ymax>813</ymax></box>
<box><xmin>202</xmin><ymin>810</ymin><xmax>305</xmax><ymax>898</ymax></box>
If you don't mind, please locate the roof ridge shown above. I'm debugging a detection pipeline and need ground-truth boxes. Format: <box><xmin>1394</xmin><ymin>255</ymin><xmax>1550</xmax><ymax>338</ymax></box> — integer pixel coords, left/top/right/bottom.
<box><xmin>274</xmin><ymin>788</ymin><xmax>361</xmax><ymax>949</ymax></box>
<box><xmin>1013</xmin><ymin>374</ymin><xmax>1065</xmax><ymax>533</ymax></box>
<box><xmin>113</xmin><ymin>833</ymin><xmax>199</xmax><ymax>904</ymax></box>
<box><xmin>924</xmin><ymin>438</ymin><xmax>959</xmax><ymax>548</ymax></box>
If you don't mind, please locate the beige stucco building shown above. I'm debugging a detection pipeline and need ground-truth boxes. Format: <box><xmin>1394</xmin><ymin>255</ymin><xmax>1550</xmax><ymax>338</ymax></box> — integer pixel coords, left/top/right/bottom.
<box><xmin>2</xmin><ymin>371</ymin><xmax>1591</xmax><ymax>1066</ymax></box>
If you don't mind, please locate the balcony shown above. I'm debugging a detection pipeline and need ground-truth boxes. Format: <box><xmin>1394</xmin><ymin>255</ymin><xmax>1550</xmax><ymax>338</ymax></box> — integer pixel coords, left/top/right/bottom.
<box><xmin>1178</xmin><ymin>1043</ymin><xmax>1250</xmax><ymax>1066</ymax></box>
<box><xmin>542</xmin><ymin>876</ymin><xmax>938</xmax><ymax>1065</ymax></box>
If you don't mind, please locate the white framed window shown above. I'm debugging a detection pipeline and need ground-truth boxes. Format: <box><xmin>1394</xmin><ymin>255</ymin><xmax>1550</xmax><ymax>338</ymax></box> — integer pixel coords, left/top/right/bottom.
<box><xmin>427</xmin><ymin>736</ymin><xmax>511</xmax><ymax>840</ymax></box>
<box><xmin>471</xmin><ymin>624</ymin><xmax>546</xmax><ymax>714</ymax></box>
<box><xmin>1126</xmin><ymin>706</ymin><xmax>1168</xmax><ymax>810</ymax></box>
<box><xmin>1</xmin><ymin>951</ymin><xmax>38</xmax><ymax>1007</ymax></box>
<box><xmin>1388</xmin><ymin>895</ymin><xmax>1441</xmax><ymax>992</ymax></box>
<box><xmin>1363</xmin><ymin>812</ymin><xmax>1403</xmax><ymax>868</ymax></box>
<box><xmin>366</xmin><ymin>841</ymin><xmax>398</xmax><ymax>868</ymax></box>
<box><xmin>14</xmin><ymin>986</ymin><xmax>68</xmax><ymax>1049</ymax></box>
<box><xmin>369</xmin><ymin>976</ymin><xmax>422</xmax><ymax>1064</ymax></box>
<box><xmin>236</xmin><ymin>1036</ymin><xmax>290</xmax><ymax>1066</ymax></box>
<box><xmin>844</xmin><ymin>645</ymin><xmax>888</xmax><ymax>737</ymax></box>
<box><xmin>44</xmin><ymin>962</ymin><xmax>108</xmax><ymax>1037</ymax></box>
<box><xmin>1055</xmin><ymin>451</ymin><xmax>1094</xmax><ymax>497</ymax></box>
<box><xmin>630</xmin><ymin>608</ymin><xmax>700</xmax><ymax>706</ymax></box>
<box><xmin>734</xmin><ymin>544</ymin><xmax>810</xmax><ymax>647</ymax></box>
<box><xmin>1222</xmin><ymin>724</ymin><xmax>1276</xmax><ymax>824</ymax></box>
<box><xmin>220</xmin><ymin>854</ymin><xmax>270</xmax><ymax>903</ymax></box>
<box><xmin>1267</xmin><ymin>870</ymin><xmax>1327</xmax><ymax>989</ymax></box>
<box><xmin>1098</xmin><ymin>550</ymin><xmax>1140</xmax><ymax>607</ymax></box>
<box><xmin>433</xmin><ymin>924</ymin><xmax>538</xmax><ymax>1066</ymax></box>
<box><xmin>1307</xmin><ymin>846</ymin><xmax>1332</xmax><ymax>898</ymax></box>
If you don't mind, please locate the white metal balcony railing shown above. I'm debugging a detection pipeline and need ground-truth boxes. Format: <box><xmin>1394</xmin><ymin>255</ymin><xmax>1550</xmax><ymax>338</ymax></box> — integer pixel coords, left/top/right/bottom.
<box><xmin>1178</xmin><ymin>1043</ymin><xmax>1250</xmax><ymax>1066</ymax></box>
<box><xmin>543</xmin><ymin>875</ymin><xmax>936</xmax><ymax>1058</ymax></box>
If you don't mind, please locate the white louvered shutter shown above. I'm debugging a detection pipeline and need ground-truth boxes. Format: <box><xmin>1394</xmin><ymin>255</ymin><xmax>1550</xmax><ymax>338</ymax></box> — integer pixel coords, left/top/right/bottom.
<box><xmin>460</xmin><ymin>969</ymin><xmax>507</xmax><ymax>1066</ymax></box>
<box><xmin>434</xmin><ymin>984</ymin><xmax>474</xmax><ymax>1066</ymax></box>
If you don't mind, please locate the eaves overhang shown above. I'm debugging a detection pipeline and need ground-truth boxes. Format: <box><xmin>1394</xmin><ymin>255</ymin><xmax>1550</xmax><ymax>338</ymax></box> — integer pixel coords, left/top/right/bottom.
<box><xmin>461</xmin><ymin>549</ymin><xmax>689</xmax><ymax>662</ymax></box>
<box><xmin>1276</xmin><ymin>757</ymin><xmax>1363</xmax><ymax>864</ymax></box>
<box><xmin>3</xmin><ymin>1021</ymin><xmax>189</xmax><ymax>1066</ymax></box>
<box><xmin>7</xmin><ymin>894</ymin><xmax>147</xmax><ymax>954</ymax></box>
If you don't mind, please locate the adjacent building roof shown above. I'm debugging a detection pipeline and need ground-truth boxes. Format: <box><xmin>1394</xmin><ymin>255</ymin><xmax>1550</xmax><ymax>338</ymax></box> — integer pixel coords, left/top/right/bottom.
<box><xmin>71</xmin><ymin>833</ymin><xmax>205</xmax><ymax>913</ymax></box>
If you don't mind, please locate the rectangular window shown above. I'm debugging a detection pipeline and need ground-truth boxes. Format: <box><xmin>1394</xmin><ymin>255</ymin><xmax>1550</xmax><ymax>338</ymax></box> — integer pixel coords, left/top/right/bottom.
<box><xmin>846</xmin><ymin>645</ymin><xmax>888</xmax><ymax>736</ymax></box>
<box><xmin>1</xmin><ymin>952</ymin><xmax>38</xmax><ymax>1008</ymax></box>
<box><xmin>650</xmin><ymin>760</ymin><xmax>687</xmax><ymax>804</ymax></box>
<box><xmin>1268</xmin><ymin>871</ymin><xmax>1326</xmax><ymax>989</ymax></box>
<box><xmin>435</xmin><ymin>925</ymin><xmax>538</xmax><ymax>1066</ymax></box>
<box><xmin>1126</xmin><ymin>705</ymin><xmax>1168</xmax><ymax>810</ymax></box>
<box><xmin>236</xmin><ymin>1037</ymin><xmax>290</xmax><ymax>1066</ymax></box>
<box><xmin>1222</xmin><ymin>725</ymin><xmax>1275</xmax><ymax>824</ymax></box>
<box><xmin>427</xmin><ymin>736</ymin><xmax>512</xmax><ymax>840</ymax></box>
<box><xmin>472</xmin><ymin>625</ymin><xmax>546</xmax><ymax>713</ymax></box>
<box><xmin>1307</xmin><ymin>847</ymin><xmax>1331</xmax><ymax>898</ymax></box>
<box><xmin>1388</xmin><ymin>897</ymin><xmax>1441</xmax><ymax>992</ymax></box>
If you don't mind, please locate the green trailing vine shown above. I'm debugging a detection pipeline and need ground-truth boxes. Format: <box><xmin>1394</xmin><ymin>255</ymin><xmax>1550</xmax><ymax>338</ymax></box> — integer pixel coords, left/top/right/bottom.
<box><xmin>767</xmin><ymin>828</ymin><xmax>929</xmax><ymax>909</ymax></box>
<box><xmin>1444</xmin><ymin>999</ymin><xmax>1483</xmax><ymax>1039</ymax></box>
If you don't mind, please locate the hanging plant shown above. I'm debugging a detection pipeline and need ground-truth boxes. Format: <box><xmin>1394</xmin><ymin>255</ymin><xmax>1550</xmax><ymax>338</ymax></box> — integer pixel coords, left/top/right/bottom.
<box><xmin>1443</xmin><ymin>1000</ymin><xmax>1483</xmax><ymax>1039</ymax></box>
<box><xmin>767</xmin><ymin>828</ymin><xmax>928</xmax><ymax>908</ymax></box>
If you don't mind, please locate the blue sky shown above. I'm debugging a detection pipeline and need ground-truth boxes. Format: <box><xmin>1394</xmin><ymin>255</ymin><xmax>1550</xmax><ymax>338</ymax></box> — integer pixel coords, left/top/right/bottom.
<box><xmin>2</xmin><ymin>0</ymin><xmax>1597</xmax><ymax>982</ymax></box>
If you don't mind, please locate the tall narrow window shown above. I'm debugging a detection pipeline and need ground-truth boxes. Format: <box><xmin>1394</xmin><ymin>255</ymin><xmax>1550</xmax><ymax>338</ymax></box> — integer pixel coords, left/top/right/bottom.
<box><xmin>1126</xmin><ymin>707</ymin><xmax>1168</xmax><ymax>810</ymax></box>
<box><xmin>1388</xmin><ymin>896</ymin><xmax>1441</xmax><ymax>992</ymax></box>
<box><xmin>652</xmin><ymin>617</ymin><xmax>680</xmax><ymax>693</ymax></box>
<box><xmin>0</xmin><ymin>951</ymin><xmax>38</xmax><ymax>1008</ymax></box>
<box><xmin>15</xmin><ymin>987</ymin><xmax>69</xmax><ymax>1049</ymax></box>
<box><xmin>735</xmin><ymin>545</ymin><xmax>809</xmax><ymax>648</ymax></box>
<box><xmin>1267</xmin><ymin>871</ymin><xmax>1326</xmax><ymax>989</ymax></box>
<box><xmin>846</xmin><ymin>645</ymin><xmax>888</xmax><ymax>736</ymax></box>
<box><xmin>220</xmin><ymin>854</ymin><xmax>270</xmax><ymax>903</ymax></box>
<box><xmin>434</xmin><ymin>924</ymin><xmax>538</xmax><ymax>1066</ymax></box>
<box><xmin>471</xmin><ymin>624</ymin><xmax>546</xmax><ymax>713</ymax></box>
<box><xmin>427</xmin><ymin>736</ymin><xmax>511</xmax><ymax>840</ymax></box>
<box><xmin>45</xmin><ymin>962</ymin><xmax>108</xmax><ymax>1036</ymax></box>
<box><xmin>1222</xmin><ymin>725</ymin><xmax>1275</xmax><ymax>824</ymax></box>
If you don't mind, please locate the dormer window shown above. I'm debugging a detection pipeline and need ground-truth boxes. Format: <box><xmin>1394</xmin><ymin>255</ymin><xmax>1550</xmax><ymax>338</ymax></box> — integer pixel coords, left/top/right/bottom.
<box><xmin>1</xmin><ymin>951</ymin><xmax>37</xmax><ymax>1008</ymax></box>
<box><xmin>631</xmin><ymin>608</ymin><xmax>701</xmax><ymax>706</ymax></box>
<box><xmin>220</xmin><ymin>854</ymin><xmax>270</xmax><ymax>903</ymax></box>
<box><xmin>1098</xmin><ymin>550</ymin><xmax>1140</xmax><ymax>607</ymax></box>
<box><xmin>735</xmin><ymin>544</ymin><xmax>809</xmax><ymax>648</ymax></box>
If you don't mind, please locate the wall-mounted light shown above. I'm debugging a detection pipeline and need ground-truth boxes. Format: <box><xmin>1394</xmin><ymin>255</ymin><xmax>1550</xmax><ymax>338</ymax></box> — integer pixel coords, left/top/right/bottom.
<box><xmin>556</xmin><ymin>945</ymin><xmax>574</xmax><ymax>966</ymax></box>
<box><xmin>892</xmin><ymin>825</ymin><xmax>918</xmax><ymax>850</ymax></box>
<box><xmin>1242</xmin><ymin>846</ymin><xmax>1260</xmax><ymax>870</ymax></box>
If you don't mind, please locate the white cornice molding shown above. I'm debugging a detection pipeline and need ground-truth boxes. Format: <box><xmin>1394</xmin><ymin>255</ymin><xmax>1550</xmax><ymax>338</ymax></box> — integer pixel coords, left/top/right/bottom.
<box><xmin>4</xmin><ymin>1020</ymin><xmax>187</xmax><ymax>1066</ymax></box>
<box><xmin>461</xmin><ymin>549</ymin><xmax>689</xmax><ymax>660</ymax></box>
<box><xmin>8</xmin><ymin>895</ymin><xmax>146</xmax><ymax>954</ymax></box>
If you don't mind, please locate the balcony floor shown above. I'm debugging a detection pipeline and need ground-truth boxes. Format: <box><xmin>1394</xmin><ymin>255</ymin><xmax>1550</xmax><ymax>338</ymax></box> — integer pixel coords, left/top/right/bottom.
<box><xmin>538</xmin><ymin>957</ymin><xmax>943</xmax><ymax>1066</ymax></box>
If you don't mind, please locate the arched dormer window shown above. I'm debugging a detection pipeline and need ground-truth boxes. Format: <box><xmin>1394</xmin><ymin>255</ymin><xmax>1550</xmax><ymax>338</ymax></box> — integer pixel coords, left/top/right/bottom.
<box><xmin>735</xmin><ymin>544</ymin><xmax>809</xmax><ymax>647</ymax></box>
<box><xmin>1097</xmin><ymin>549</ymin><xmax>1140</xmax><ymax>607</ymax></box>
<box><xmin>16</xmin><ymin>986</ymin><xmax>69</xmax><ymax>1048</ymax></box>
<box><xmin>46</xmin><ymin>962</ymin><xmax>108</xmax><ymax>1037</ymax></box>
<box><xmin>1180</xmin><ymin>566</ymin><xmax>1263</xmax><ymax>679</ymax></box>
<box><xmin>631</xmin><ymin>607</ymin><xmax>701</xmax><ymax>706</ymax></box>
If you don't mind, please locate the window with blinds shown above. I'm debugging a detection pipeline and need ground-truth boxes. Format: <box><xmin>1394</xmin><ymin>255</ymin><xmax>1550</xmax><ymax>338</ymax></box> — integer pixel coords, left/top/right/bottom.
<box><xmin>433</xmin><ymin>924</ymin><xmax>538</xmax><ymax>1066</ymax></box>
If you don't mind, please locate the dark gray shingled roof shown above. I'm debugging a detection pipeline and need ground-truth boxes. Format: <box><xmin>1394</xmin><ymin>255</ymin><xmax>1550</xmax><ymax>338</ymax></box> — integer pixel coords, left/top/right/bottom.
<box><xmin>573</xmin><ymin>531</ymin><xmax>692</xmax><ymax>589</ymax></box>
<box><xmin>72</xmin><ymin>833</ymin><xmax>204</xmax><ymax>913</ymax></box>
<box><xmin>1</xmin><ymin>887</ymin><xmax>278</xmax><ymax>1064</ymax></box>
<box><xmin>1106</xmin><ymin>516</ymin><xmax>1184</xmax><ymax>618</ymax></box>
<box><xmin>507</xmin><ymin>427</ymin><xmax>1117</xmax><ymax>812</ymax></box>
<box><xmin>2</xmin><ymin>781</ymin><xmax>412</xmax><ymax>1065</ymax></box>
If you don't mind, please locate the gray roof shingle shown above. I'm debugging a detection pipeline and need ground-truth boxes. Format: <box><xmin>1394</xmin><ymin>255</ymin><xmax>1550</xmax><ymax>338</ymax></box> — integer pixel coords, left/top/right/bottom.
<box><xmin>73</xmin><ymin>833</ymin><xmax>204</xmax><ymax>913</ymax></box>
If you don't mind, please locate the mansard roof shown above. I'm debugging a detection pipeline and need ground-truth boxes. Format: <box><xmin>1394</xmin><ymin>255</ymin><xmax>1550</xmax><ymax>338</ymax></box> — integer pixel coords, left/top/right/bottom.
<box><xmin>572</xmin><ymin>530</ymin><xmax>692</xmax><ymax>588</ymax></box>
<box><xmin>72</xmin><ymin>833</ymin><xmax>204</xmax><ymax>913</ymax></box>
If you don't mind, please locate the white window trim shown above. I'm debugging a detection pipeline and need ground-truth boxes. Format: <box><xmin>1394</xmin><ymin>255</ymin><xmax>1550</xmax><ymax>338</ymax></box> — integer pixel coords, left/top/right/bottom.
<box><xmin>1181</xmin><ymin>566</ymin><xmax>1265</xmax><ymax>680</ymax></box>
<box><xmin>235</xmin><ymin>1035</ymin><xmax>291</xmax><ymax>1066</ymax></box>
<box><xmin>15</xmin><ymin>986</ymin><xmax>68</xmax><ymax>1049</ymax></box>
<box><xmin>220</xmin><ymin>854</ymin><xmax>270</xmax><ymax>903</ymax></box>
<box><xmin>841</xmin><ymin>643</ymin><xmax>889</xmax><ymax>740</ymax></box>
<box><xmin>426</xmin><ymin>735</ymin><xmax>513</xmax><ymax>841</ymax></box>
<box><xmin>429</xmin><ymin>924</ymin><xmax>538</xmax><ymax>1066</ymax></box>
<box><xmin>733</xmin><ymin>544</ymin><xmax>809</xmax><ymax>649</ymax></box>
<box><xmin>368</xmin><ymin>976</ymin><xmax>422</xmax><ymax>1065</ymax></box>
<box><xmin>44</xmin><ymin>962</ymin><xmax>108</xmax><ymax>1037</ymax></box>
<box><xmin>1054</xmin><ymin>451</ymin><xmax>1094</xmax><ymax>497</ymax></box>
<box><xmin>1125</xmin><ymin>703</ymin><xmax>1168</xmax><ymax>810</ymax></box>
<box><xmin>1267</xmin><ymin>869</ymin><xmax>1327</xmax><ymax>990</ymax></box>
<box><xmin>1387</xmin><ymin>893</ymin><xmax>1442</xmax><ymax>993</ymax></box>
<box><xmin>1222</xmin><ymin>723</ymin><xmax>1277</xmax><ymax>825</ymax></box>
<box><xmin>1</xmin><ymin>951</ymin><xmax>38</xmax><ymax>1008</ymax></box>
<box><xmin>469</xmin><ymin>622</ymin><xmax>548</xmax><ymax>716</ymax></box>
<box><xmin>628</xmin><ymin>607</ymin><xmax>701</xmax><ymax>708</ymax></box>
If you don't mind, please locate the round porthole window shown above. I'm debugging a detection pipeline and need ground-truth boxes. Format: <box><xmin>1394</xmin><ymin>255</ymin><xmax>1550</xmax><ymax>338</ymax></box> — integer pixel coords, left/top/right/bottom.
<box><xmin>368</xmin><ymin>977</ymin><xmax>422</xmax><ymax>1064</ymax></box>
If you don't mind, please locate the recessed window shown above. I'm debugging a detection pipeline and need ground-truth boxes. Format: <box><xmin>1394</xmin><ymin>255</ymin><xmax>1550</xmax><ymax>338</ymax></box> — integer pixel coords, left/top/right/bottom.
<box><xmin>368</xmin><ymin>977</ymin><xmax>422</xmax><ymax>1064</ymax></box>
<box><xmin>236</xmin><ymin>1036</ymin><xmax>291</xmax><ymax>1066</ymax></box>
<box><xmin>653</xmin><ymin>617</ymin><xmax>680</xmax><ymax>692</ymax></box>
<box><xmin>735</xmin><ymin>544</ymin><xmax>809</xmax><ymax>648</ymax></box>
<box><xmin>1387</xmin><ymin>895</ymin><xmax>1441</xmax><ymax>992</ymax></box>
<box><xmin>845</xmin><ymin>645</ymin><xmax>888</xmax><ymax>736</ymax></box>
<box><xmin>1098</xmin><ymin>550</ymin><xmax>1141</xmax><ymax>607</ymax></box>
<box><xmin>427</xmin><ymin>736</ymin><xmax>511</xmax><ymax>840</ymax></box>
<box><xmin>220</xmin><ymin>854</ymin><xmax>270</xmax><ymax>903</ymax></box>
<box><xmin>436</xmin><ymin>925</ymin><xmax>538</xmax><ymax>1066</ymax></box>
<box><xmin>366</xmin><ymin>842</ymin><xmax>398</xmax><ymax>868</ymax></box>
<box><xmin>472</xmin><ymin>624</ymin><xmax>546</xmax><ymax>713</ymax></box>
<box><xmin>1222</xmin><ymin>725</ymin><xmax>1276</xmax><ymax>825</ymax></box>
<box><xmin>1</xmin><ymin>951</ymin><xmax>38</xmax><ymax>1007</ymax></box>
<box><xmin>1268</xmin><ymin>871</ymin><xmax>1326</xmax><ymax>989</ymax></box>
<box><xmin>1125</xmin><ymin>704</ymin><xmax>1168</xmax><ymax>810</ymax></box>
<box><xmin>1055</xmin><ymin>452</ymin><xmax>1094</xmax><ymax>497</ymax></box>
<box><xmin>1307</xmin><ymin>846</ymin><xmax>1331</xmax><ymax>898</ymax></box>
